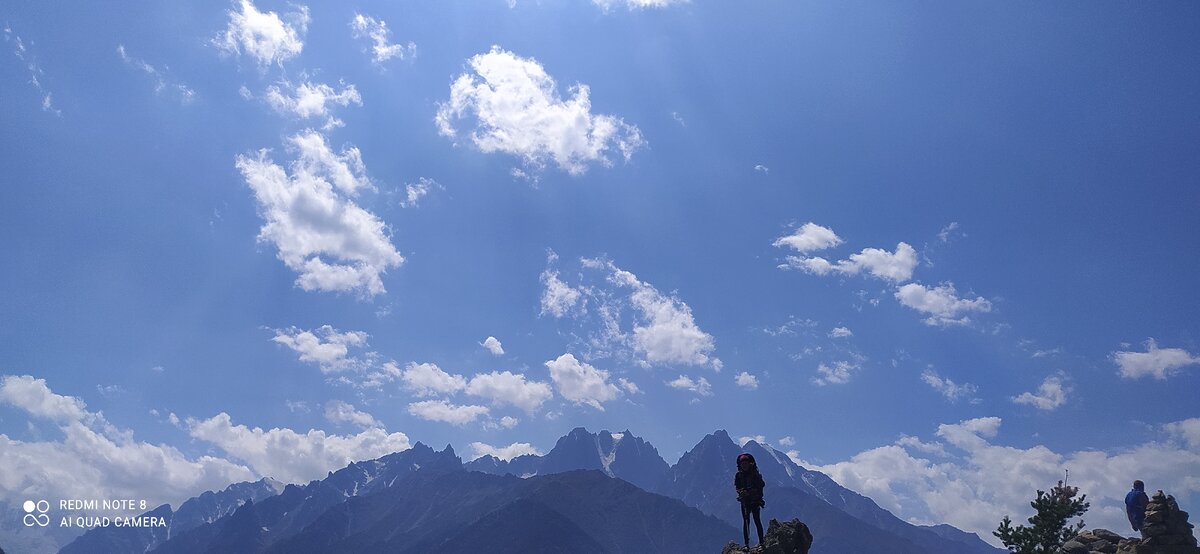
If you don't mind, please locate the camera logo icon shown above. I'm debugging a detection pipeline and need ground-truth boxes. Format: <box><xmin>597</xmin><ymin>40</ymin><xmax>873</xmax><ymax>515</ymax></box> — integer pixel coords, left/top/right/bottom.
<box><xmin>23</xmin><ymin>500</ymin><xmax>50</xmax><ymax>527</ymax></box>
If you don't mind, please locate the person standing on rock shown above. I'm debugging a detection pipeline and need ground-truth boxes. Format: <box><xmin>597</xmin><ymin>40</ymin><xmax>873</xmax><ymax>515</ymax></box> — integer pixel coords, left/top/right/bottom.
<box><xmin>1125</xmin><ymin>479</ymin><xmax>1150</xmax><ymax>532</ymax></box>
<box><xmin>735</xmin><ymin>453</ymin><xmax>766</xmax><ymax>549</ymax></box>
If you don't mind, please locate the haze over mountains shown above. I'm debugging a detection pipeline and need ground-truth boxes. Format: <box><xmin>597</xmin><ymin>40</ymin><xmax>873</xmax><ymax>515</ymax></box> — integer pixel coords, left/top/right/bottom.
<box><xmin>59</xmin><ymin>428</ymin><xmax>1005</xmax><ymax>554</ymax></box>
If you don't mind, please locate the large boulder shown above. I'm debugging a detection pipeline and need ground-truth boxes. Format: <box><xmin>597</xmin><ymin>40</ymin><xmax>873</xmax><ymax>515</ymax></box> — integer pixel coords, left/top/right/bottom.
<box><xmin>722</xmin><ymin>518</ymin><xmax>813</xmax><ymax>554</ymax></box>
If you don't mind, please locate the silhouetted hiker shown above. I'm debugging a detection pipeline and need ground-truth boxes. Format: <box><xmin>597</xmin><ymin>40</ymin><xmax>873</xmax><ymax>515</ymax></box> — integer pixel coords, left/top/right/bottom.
<box><xmin>735</xmin><ymin>453</ymin><xmax>766</xmax><ymax>549</ymax></box>
<box><xmin>1125</xmin><ymin>479</ymin><xmax>1150</xmax><ymax>532</ymax></box>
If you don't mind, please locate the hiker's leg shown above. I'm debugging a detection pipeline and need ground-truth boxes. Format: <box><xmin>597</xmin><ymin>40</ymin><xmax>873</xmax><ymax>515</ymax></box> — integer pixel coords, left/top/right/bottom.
<box><xmin>742</xmin><ymin>503</ymin><xmax>751</xmax><ymax>546</ymax></box>
<box><xmin>752</xmin><ymin>505</ymin><xmax>764</xmax><ymax>543</ymax></box>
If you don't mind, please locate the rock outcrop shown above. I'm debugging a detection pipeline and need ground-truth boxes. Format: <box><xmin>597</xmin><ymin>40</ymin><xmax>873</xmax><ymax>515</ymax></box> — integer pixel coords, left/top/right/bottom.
<box><xmin>721</xmin><ymin>518</ymin><xmax>813</xmax><ymax>554</ymax></box>
<box><xmin>1059</xmin><ymin>528</ymin><xmax>1128</xmax><ymax>553</ymax></box>
<box><xmin>1115</xmin><ymin>491</ymin><xmax>1200</xmax><ymax>554</ymax></box>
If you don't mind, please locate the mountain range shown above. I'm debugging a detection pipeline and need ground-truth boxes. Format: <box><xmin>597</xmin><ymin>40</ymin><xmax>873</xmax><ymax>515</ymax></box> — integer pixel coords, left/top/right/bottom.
<box><xmin>57</xmin><ymin>428</ymin><xmax>1004</xmax><ymax>553</ymax></box>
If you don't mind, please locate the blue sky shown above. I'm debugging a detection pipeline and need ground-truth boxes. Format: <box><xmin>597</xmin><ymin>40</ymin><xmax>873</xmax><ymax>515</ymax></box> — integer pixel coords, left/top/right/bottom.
<box><xmin>2</xmin><ymin>0</ymin><xmax>1198</xmax><ymax>543</ymax></box>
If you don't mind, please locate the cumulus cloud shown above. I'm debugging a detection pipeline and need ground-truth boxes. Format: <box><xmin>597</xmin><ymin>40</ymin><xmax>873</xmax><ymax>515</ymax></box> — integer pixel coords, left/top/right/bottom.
<box><xmin>803</xmin><ymin>416</ymin><xmax>1200</xmax><ymax>548</ymax></box>
<box><xmin>540</xmin><ymin>268</ymin><xmax>582</xmax><ymax>317</ymax></box>
<box><xmin>214</xmin><ymin>0</ymin><xmax>308</xmax><ymax>67</ymax></box>
<box><xmin>778</xmin><ymin>436</ymin><xmax>796</xmax><ymax>447</ymax></box>
<box><xmin>236</xmin><ymin>130</ymin><xmax>403</xmax><ymax>296</ymax></box>
<box><xmin>1011</xmin><ymin>373</ymin><xmax>1069</xmax><ymax>410</ymax></box>
<box><xmin>1164</xmin><ymin>418</ymin><xmax>1200</xmax><ymax>450</ymax></box>
<box><xmin>782</xmin><ymin>243</ymin><xmax>918</xmax><ymax>283</ymax></box>
<box><xmin>436</xmin><ymin>46</ymin><xmax>644</xmax><ymax>175</ymax></box>
<box><xmin>323</xmin><ymin>400</ymin><xmax>381</xmax><ymax>429</ymax></box>
<box><xmin>117</xmin><ymin>44</ymin><xmax>195</xmax><ymax>103</ymax></box>
<box><xmin>0</xmin><ymin>376</ymin><xmax>255</xmax><ymax>509</ymax></box>
<box><xmin>920</xmin><ymin>369</ymin><xmax>978</xmax><ymax>403</ymax></box>
<box><xmin>545</xmin><ymin>353</ymin><xmax>620</xmax><ymax>410</ymax></box>
<box><xmin>350</xmin><ymin>13</ymin><xmax>415</xmax><ymax>63</ymax></box>
<box><xmin>406</xmin><ymin>400</ymin><xmax>489</xmax><ymax>426</ymax></box>
<box><xmin>667</xmin><ymin>375</ymin><xmax>712</xmax><ymax>396</ymax></box>
<box><xmin>481</xmin><ymin>336</ymin><xmax>505</xmax><ymax>356</ymax></box>
<box><xmin>739</xmin><ymin>435</ymin><xmax>767</xmax><ymax>446</ymax></box>
<box><xmin>272</xmin><ymin>325</ymin><xmax>370</xmax><ymax>373</ymax></box>
<box><xmin>466</xmin><ymin>371</ymin><xmax>553</xmax><ymax>413</ymax></box>
<box><xmin>828</xmin><ymin>326</ymin><xmax>853</xmax><ymax>338</ymax></box>
<box><xmin>188</xmin><ymin>412</ymin><xmax>409</xmax><ymax>483</ymax></box>
<box><xmin>468</xmin><ymin>441</ymin><xmax>541</xmax><ymax>461</ymax></box>
<box><xmin>895</xmin><ymin>282</ymin><xmax>992</xmax><ymax>326</ymax></box>
<box><xmin>399</xmin><ymin>362</ymin><xmax>467</xmax><ymax>397</ymax></box>
<box><xmin>1113</xmin><ymin>339</ymin><xmax>1200</xmax><ymax>380</ymax></box>
<box><xmin>813</xmin><ymin>360</ymin><xmax>858</xmax><ymax>386</ymax></box>
<box><xmin>735</xmin><ymin>371</ymin><xmax>759</xmax><ymax>390</ymax></box>
<box><xmin>617</xmin><ymin>377</ymin><xmax>641</xmax><ymax>395</ymax></box>
<box><xmin>773</xmin><ymin>223</ymin><xmax>843</xmax><ymax>254</ymax></box>
<box><xmin>264</xmin><ymin>79</ymin><xmax>362</xmax><ymax>130</ymax></box>
<box><xmin>607</xmin><ymin>263</ymin><xmax>721</xmax><ymax>370</ymax></box>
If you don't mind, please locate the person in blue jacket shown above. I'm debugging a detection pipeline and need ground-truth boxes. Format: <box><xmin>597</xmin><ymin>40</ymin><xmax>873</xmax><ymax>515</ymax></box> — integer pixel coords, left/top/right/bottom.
<box><xmin>735</xmin><ymin>453</ymin><xmax>766</xmax><ymax>549</ymax></box>
<box><xmin>1125</xmin><ymin>480</ymin><xmax>1150</xmax><ymax>532</ymax></box>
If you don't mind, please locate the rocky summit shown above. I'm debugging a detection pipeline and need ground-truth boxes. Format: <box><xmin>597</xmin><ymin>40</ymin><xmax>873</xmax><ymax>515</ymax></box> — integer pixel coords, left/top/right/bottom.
<box><xmin>1058</xmin><ymin>490</ymin><xmax>1199</xmax><ymax>554</ymax></box>
<box><xmin>722</xmin><ymin>518</ymin><xmax>814</xmax><ymax>554</ymax></box>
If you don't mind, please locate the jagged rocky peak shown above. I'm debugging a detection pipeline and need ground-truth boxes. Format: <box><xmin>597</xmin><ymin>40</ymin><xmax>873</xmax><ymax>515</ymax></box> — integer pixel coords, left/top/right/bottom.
<box><xmin>721</xmin><ymin>518</ymin><xmax>814</xmax><ymax>554</ymax></box>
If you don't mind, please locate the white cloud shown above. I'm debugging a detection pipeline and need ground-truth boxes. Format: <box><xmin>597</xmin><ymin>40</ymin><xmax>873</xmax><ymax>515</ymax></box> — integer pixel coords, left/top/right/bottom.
<box><xmin>399</xmin><ymin>362</ymin><xmax>467</xmax><ymax>397</ymax></box>
<box><xmin>436</xmin><ymin>46</ymin><xmax>644</xmax><ymax>175</ymax></box>
<box><xmin>236</xmin><ymin>130</ymin><xmax>403</xmax><ymax>296</ymax></box>
<box><xmin>828</xmin><ymin>326</ymin><xmax>853</xmax><ymax>338</ymax></box>
<box><xmin>754</xmin><ymin>164</ymin><xmax>769</xmax><ymax>174</ymax></box>
<box><xmin>734</xmin><ymin>371</ymin><xmax>759</xmax><ymax>390</ymax></box>
<box><xmin>406</xmin><ymin>400</ymin><xmax>489</xmax><ymax>426</ymax></box>
<box><xmin>482</xmin><ymin>415</ymin><xmax>520</xmax><ymax>430</ymax></box>
<box><xmin>272</xmin><ymin>325</ymin><xmax>369</xmax><ymax>373</ymax></box>
<box><xmin>400</xmin><ymin>177</ymin><xmax>439</xmax><ymax>208</ymax></box>
<box><xmin>466</xmin><ymin>371</ymin><xmax>553</xmax><ymax>413</ymax></box>
<box><xmin>617</xmin><ymin>377</ymin><xmax>642</xmax><ymax>395</ymax></box>
<box><xmin>937</xmin><ymin>221</ymin><xmax>961</xmax><ymax>243</ymax></box>
<box><xmin>783</xmin><ymin>243</ymin><xmax>918</xmax><ymax>283</ymax></box>
<box><xmin>608</xmin><ymin>263</ymin><xmax>721</xmax><ymax>370</ymax></box>
<box><xmin>323</xmin><ymin>400</ymin><xmax>380</xmax><ymax>429</ymax></box>
<box><xmin>1113</xmin><ymin>338</ymin><xmax>1200</xmax><ymax>380</ymax></box>
<box><xmin>116</xmin><ymin>44</ymin><xmax>195</xmax><ymax>103</ymax></box>
<box><xmin>1011</xmin><ymin>373</ymin><xmax>1068</xmax><ymax>411</ymax></box>
<box><xmin>813</xmin><ymin>360</ymin><xmax>858</xmax><ymax>386</ymax></box>
<box><xmin>468</xmin><ymin>441</ymin><xmax>541</xmax><ymax>461</ymax></box>
<box><xmin>188</xmin><ymin>412</ymin><xmax>409</xmax><ymax>483</ymax></box>
<box><xmin>481</xmin><ymin>336</ymin><xmax>505</xmax><ymax>356</ymax></box>
<box><xmin>804</xmin><ymin>416</ymin><xmax>1200</xmax><ymax>548</ymax></box>
<box><xmin>350</xmin><ymin>13</ymin><xmax>415</xmax><ymax>63</ymax></box>
<box><xmin>778</xmin><ymin>436</ymin><xmax>796</xmax><ymax>447</ymax></box>
<box><xmin>214</xmin><ymin>0</ymin><xmax>308</xmax><ymax>67</ymax></box>
<box><xmin>667</xmin><ymin>375</ymin><xmax>712</xmax><ymax>396</ymax></box>
<box><xmin>920</xmin><ymin>369</ymin><xmax>978</xmax><ymax>403</ymax></box>
<box><xmin>0</xmin><ymin>375</ymin><xmax>91</xmax><ymax>423</ymax></box>
<box><xmin>738</xmin><ymin>435</ymin><xmax>767</xmax><ymax>446</ymax></box>
<box><xmin>1164</xmin><ymin>418</ymin><xmax>1200</xmax><ymax>450</ymax></box>
<box><xmin>895</xmin><ymin>282</ymin><xmax>992</xmax><ymax>326</ymax></box>
<box><xmin>0</xmin><ymin>376</ymin><xmax>256</xmax><ymax>509</ymax></box>
<box><xmin>264</xmin><ymin>79</ymin><xmax>362</xmax><ymax>130</ymax></box>
<box><xmin>545</xmin><ymin>353</ymin><xmax>620</xmax><ymax>410</ymax></box>
<box><xmin>773</xmin><ymin>223</ymin><xmax>843</xmax><ymax>254</ymax></box>
<box><xmin>4</xmin><ymin>26</ymin><xmax>60</xmax><ymax>116</ymax></box>
<box><xmin>540</xmin><ymin>268</ymin><xmax>582</xmax><ymax>317</ymax></box>
<box><xmin>592</xmin><ymin>0</ymin><xmax>688</xmax><ymax>10</ymax></box>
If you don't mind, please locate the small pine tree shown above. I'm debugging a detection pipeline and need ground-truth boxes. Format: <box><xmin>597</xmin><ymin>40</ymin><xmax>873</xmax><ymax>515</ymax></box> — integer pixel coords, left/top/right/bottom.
<box><xmin>994</xmin><ymin>479</ymin><xmax>1090</xmax><ymax>554</ymax></box>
